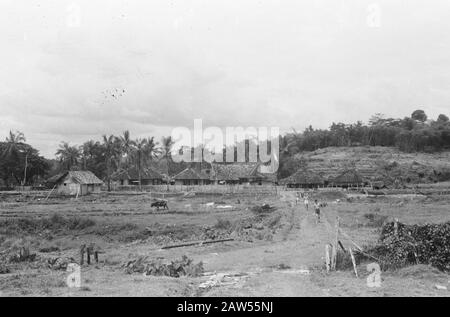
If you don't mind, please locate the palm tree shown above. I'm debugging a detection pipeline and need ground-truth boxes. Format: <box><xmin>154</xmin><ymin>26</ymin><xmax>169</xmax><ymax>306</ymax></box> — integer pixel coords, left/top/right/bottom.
<box><xmin>81</xmin><ymin>140</ymin><xmax>96</xmax><ymax>170</ymax></box>
<box><xmin>131</xmin><ymin>137</ymin><xmax>161</xmax><ymax>190</ymax></box>
<box><xmin>119</xmin><ymin>130</ymin><xmax>134</xmax><ymax>169</ymax></box>
<box><xmin>2</xmin><ymin>130</ymin><xmax>26</xmax><ymax>159</ymax></box>
<box><xmin>102</xmin><ymin>135</ymin><xmax>122</xmax><ymax>191</ymax></box>
<box><xmin>161</xmin><ymin>136</ymin><xmax>174</xmax><ymax>175</ymax></box>
<box><xmin>56</xmin><ymin>142</ymin><xmax>81</xmax><ymax>170</ymax></box>
<box><xmin>2</xmin><ymin>131</ymin><xmax>27</xmax><ymax>186</ymax></box>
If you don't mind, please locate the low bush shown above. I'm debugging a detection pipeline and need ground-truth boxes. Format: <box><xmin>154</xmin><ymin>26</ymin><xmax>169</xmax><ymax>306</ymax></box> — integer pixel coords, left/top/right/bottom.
<box><xmin>360</xmin><ymin>221</ymin><xmax>450</xmax><ymax>271</ymax></box>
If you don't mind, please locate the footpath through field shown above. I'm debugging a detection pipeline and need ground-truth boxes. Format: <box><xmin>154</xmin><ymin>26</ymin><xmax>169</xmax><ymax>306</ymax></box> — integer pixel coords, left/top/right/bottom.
<box><xmin>198</xmin><ymin>190</ymin><xmax>340</xmax><ymax>296</ymax></box>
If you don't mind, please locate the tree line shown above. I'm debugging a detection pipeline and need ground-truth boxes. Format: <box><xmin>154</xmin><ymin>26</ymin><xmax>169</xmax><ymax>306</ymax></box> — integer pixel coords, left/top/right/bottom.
<box><xmin>54</xmin><ymin>132</ymin><xmax>176</xmax><ymax>190</ymax></box>
<box><xmin>1</xmin><ymin>109</ymin><xmax>449</xmax><ymax>187</ymax></box>
<box><xmin>0</xmin><ymin>131</ymin><xmax>175</xmax><ymax>189</ymax></box>
<box><xmin>278</xmin><ymin>110</ymin><xmax>450</xmax><ymax>178</ymax></box>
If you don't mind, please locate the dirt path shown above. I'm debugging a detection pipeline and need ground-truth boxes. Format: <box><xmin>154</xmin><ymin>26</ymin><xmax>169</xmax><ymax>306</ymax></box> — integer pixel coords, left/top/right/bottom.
<box><xmin>197</xmin><ymin>191</ymin><xmax>340</xmax><ymax>296</ymax></box>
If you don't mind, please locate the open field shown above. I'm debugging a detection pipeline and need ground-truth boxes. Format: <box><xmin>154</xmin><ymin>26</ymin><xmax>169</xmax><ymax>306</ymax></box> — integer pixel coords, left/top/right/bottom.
<box><xmin>0</xmin><ymin>188</ymin><xmax>449</xmax><ymax>297</ymax></box>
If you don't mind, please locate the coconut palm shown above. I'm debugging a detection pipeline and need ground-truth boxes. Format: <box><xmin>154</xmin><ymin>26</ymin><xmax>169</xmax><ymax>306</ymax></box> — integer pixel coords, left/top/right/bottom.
<box><xmin>2</xmin><ymin>130</ymin><xmax>26</xmax><ymax>159</ymax></box>
<box><xmin>119</xmin><ymin>130</ymin><xmax>134</xmax><ymax>169</ymax></box>
<box><xmin>2</xmin><ymin>131</ymin><xmax>28</xmax><ymax>185</ymax></box>
<box><xmin>56</xmin><ymin>142</ymin><xmax>81</xmax><ymax>170</ymax></box>
<box><xmin>131</xmin><ymin>137</ymin><xmax>161</xmax><ymax>190</ymax></box>
<box><xmin>161</xmin><ymin>136</ymin><xmax>174</xmax><ymax>175</ymax></box>
<box><xmin>102</xmin><ymin>135</ymin><xmax>122</xmax><ymax>191</ymax></box>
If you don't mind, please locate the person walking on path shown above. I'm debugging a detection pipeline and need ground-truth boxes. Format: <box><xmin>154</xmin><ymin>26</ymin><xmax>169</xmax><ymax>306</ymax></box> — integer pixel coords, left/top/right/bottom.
<box><xmin>295</xmin><ymin>192</ymin><xmax>300</xmax><ymax>205</ymax></box>
<box><xmin>313</xmin><ymin>199</ymin><xmax>321</xmax><ymax>224</ymax></box>
<box><xmin>304</xmin><ymin>196</ymin><xmax>309</xmax><ymax>211</ymax></box>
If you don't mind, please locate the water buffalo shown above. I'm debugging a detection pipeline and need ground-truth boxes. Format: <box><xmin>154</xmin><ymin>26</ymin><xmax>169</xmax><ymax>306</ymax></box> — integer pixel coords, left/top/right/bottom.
<box><xmin>151</xmin><ymin>200</ymin><xmax>169</xmax><ymax>211</ymax></box>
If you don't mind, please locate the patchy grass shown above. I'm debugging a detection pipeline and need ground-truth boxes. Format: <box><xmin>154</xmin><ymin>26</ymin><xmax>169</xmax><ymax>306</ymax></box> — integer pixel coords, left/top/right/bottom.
<box><xmin>214</xmin><ymin>218</ymin><xmax>233</xmax><ymax>230</ymax></box>
<box><xmin>0</xmin><ymin>214</ymin><xmax>96</xmax><ymax>235</ymax></box>
<box><xmin>363</xmin><ymin>213</ymin><xmax>389</xmax><ymax>227</ymax></box>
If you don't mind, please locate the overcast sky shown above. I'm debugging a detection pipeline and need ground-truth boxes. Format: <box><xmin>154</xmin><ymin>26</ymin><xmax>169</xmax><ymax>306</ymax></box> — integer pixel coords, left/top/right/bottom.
<box><xmin>1</xmin><ymin>0</ymin><xmax>450</xmax><ymax>158</ymax></box>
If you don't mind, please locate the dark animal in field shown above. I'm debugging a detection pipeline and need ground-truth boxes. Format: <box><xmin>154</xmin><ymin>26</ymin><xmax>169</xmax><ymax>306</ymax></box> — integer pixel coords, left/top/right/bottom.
<box><xmin>151</xmin><ymin>200</ymin><xmax>169</xmax><ymax>210</ymax></box>
<box><xmin>319</xmin><ymin>202</ymin><xmax>328</xmax><ymax>208</ymax></box>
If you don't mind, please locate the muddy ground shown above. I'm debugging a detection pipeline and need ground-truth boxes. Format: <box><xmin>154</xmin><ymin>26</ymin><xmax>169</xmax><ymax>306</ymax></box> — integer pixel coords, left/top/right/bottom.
<box><xmin>0</xmin><ymin>189</ymin><xmax>449</xmax><ymax>297</ymax></box>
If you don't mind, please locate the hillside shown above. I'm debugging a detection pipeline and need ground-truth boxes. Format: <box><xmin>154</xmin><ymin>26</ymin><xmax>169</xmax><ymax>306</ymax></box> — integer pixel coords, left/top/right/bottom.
<box><xmin>290</xmin><ymin>146</ymin><xmax>450</xmax><ymax>186</ymax></box>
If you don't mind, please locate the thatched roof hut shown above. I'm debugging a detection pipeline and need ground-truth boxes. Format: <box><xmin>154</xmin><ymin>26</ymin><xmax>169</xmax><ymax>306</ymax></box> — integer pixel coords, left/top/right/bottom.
<box><xmin>112</xmin><ymin>167</ymin><xmax>164</xmax><ymax>185</ymax></box>
<box><xmin>173</xmin><ymin>168</ymin><xmax>211</xmax><ymax>185</ymax></box>
<box><xmin>47</xmin><ymin>171</ymin><xmax>103</xmax><ymax>196</ymax></box>
<box><xmin>280</xmin><ymin>170</ymin><xmax>324</xmax><ymax>188</ymax></box>
<box><xmin>330</xmin><ymin>170</ymin><xmax>365</xmax><ymax>187</ymax></box>
<box><xmin>211</xmin><ymin>163</ymin><xmax>276</xmax><ymax>185</ymax></box>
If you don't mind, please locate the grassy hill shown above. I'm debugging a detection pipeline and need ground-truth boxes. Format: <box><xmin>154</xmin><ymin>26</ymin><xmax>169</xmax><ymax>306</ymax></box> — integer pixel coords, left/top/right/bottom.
<box><xmin>289</xmin><ymin>146</ymin><xmax>450</xmax><ymax>186</ymax></box>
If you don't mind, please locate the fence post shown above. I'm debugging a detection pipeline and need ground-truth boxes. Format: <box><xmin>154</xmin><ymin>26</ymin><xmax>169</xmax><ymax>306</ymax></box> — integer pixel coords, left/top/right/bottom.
<box><xmin>332</xmin><ymin>216</ymin><xmax>340</xmax><ymax>270</ymax></box>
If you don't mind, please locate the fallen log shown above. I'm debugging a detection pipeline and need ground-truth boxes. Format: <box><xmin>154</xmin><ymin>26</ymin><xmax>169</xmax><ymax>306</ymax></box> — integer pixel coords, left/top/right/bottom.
<box><xmin>161</xmin><ymin>238</ymin><xmax>234</xmax><ymax>250</ymax></box>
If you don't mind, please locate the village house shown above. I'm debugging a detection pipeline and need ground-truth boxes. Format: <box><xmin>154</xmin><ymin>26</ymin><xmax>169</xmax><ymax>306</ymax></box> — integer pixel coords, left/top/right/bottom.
<box><xmin>210</xmin><ymin>163</ymin><xmax>276</xmax><ymax>185</ymax></box>
<box><xmin>112</xmin><ymin>167</ymin><xmax>164</xmax><ymax>186</ymax></box>
<box><xmin>329</xmin><ymin>169</ymin><xmax>367</xmax><ymax>188</ymax></box>
<box><xmin>280</xmin><ymin>170</ymin><xmax>325</xmax><ymax>188</ymax></box>
<box><xmin>47</xmin><ymin>171</ymin><xmax>103</xmax><ymax>196</ymax></box>
<box><xmin>173</xmin><ymin>168</ymin><xmax>212</xmax><ymax>186</ymax></box>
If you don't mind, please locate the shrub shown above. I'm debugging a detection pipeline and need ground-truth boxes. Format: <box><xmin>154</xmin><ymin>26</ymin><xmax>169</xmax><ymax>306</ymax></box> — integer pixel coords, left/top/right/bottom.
<box><xmin>361</xmin><ymin>221</ymin><xmax>450</xmax><ymax>271</ymax></box>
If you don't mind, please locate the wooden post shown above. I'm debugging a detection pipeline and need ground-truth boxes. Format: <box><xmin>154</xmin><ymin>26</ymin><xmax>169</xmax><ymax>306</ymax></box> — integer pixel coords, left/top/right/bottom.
<box><xmin>331</xmin><ymin>245</ymin><xmax>337</xmax><ymax>270</ymax></box>
<box><xmin>332</xmin><ymin>216</ymin><xmax>340</xmax><ymax>270</ymax></box>
<box><xmin>325</xmin><ymin>244</ymin><xmax>332</xmax><ymax>273</ymax></box>
<box><xmin>86</xmin><ymin>248</ymin><xmax>91</xmax><ymax>265</ymax></box>
<box><xmin>79</xmin><ymin>245</ymin><xmax>86</xmax><ymax>265</ymax></box>
<box><xmin>349</xmin><ymin>247</ymin><xmax>358</xmax><ymax>278</ymax></box>
<box><xmin>394</xmin><ymin>218</ymin><xmax>399</xmax><ymax>236</ymax></box>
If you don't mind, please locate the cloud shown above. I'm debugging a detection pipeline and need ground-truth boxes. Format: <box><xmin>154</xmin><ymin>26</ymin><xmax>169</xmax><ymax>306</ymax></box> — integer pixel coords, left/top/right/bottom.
<box><xmin>1</xmin><ymin>0</ymin><xmax>450</xmax><ymax>157</ymax></box>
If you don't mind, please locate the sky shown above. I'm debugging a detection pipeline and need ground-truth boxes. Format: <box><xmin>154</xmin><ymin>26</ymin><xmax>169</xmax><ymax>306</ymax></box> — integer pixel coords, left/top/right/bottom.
<box><xmin>0</xmin><ymin>0</ymin><xmax>450</xmax><ymax>158</ymax></box>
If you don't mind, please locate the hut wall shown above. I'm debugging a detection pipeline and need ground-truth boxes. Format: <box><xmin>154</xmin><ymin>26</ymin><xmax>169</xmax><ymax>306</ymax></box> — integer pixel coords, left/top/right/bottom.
<box><xmin>56</xmin><ymin>180</ymin><xmax>80</xmax><ymax>196</ymax></box>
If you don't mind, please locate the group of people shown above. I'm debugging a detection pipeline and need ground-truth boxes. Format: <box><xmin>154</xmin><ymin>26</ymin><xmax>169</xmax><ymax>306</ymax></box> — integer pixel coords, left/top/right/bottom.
<box><xmin>296</xmin><ymin>192</ymin><xmax>321</xmax><ymax>224</ymax></box>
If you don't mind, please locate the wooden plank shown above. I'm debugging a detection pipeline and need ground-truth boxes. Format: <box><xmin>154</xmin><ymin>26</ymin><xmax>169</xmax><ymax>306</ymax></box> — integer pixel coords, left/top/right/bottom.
<box><xmin>161</xmin><ymin>238</ymin><xmax>234</xmax><ymax>250</ymax></box>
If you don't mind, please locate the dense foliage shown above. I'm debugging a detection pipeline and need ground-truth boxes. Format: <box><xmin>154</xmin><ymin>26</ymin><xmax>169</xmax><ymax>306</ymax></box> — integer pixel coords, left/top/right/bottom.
<box><xmin>281</xmin><ymin>111</ymin><xmax>450</xmax><ymax>155</ymax></box>
<box><xmin>0</xmin><ymin>131</ymin><xmax>50</xmax><ymax>187</ymax></box>
<box><xmin>363</xmin><ymin>221</ymin><xmax>450</xmax><ymax>272</ymax></box>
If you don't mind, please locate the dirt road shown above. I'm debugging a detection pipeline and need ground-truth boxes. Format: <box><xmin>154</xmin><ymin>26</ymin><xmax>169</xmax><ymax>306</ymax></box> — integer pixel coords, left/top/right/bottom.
<box><xmin>196</xmin><ymin>191</ymin><xmax>339</xmax><ymax>296</ymax></box>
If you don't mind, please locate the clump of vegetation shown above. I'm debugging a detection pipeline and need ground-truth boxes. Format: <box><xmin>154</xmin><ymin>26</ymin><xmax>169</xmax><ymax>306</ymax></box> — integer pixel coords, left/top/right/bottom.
<box><xmin>214</xmin><ymin>218</ymin><xmax>233</xmax><ymax>230</ymax></box>
<box><xmin>124</xmin><ymin>255</ymin><xmax>204</xmax><ymax>278</ymax></box>
<box><xmin>251</xmin><ymin>204</ymin><xmax>276</xmax><ymax>215</ymax></box>
<box><xmin>38</xmin><ymin>246</ymin><xmax>60</xmax><ymax>253</ymax></box>
<box><xmin>265</xmin><ymin>214</ymin><xmax>282</xmax><ymax>229</ymax></box>
<box><xmin>359</xmin><ymin>221</ymin><xmax>450</xmax><ymax>272</ymax></box>
<box><xmin>0</xmin><ymin>263</ymin><xmax>10</xmax><ymax>274</ymax></box>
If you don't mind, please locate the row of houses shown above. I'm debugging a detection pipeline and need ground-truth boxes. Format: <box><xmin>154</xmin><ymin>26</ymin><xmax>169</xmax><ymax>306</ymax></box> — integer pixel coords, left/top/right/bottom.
<box><xmin>280</xmin><ymin>169</ymin><xmax>369</xmax><ymax>189</ymax></box>
<box><xmin>45</xmin><ymin>164</ymin><xmax>373</xmax><ymax>196</ymax></box>
<box><xmin>112</xmin><ymin>163</ymin><xmax>277</xmax><ymax>186</ymax></box>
